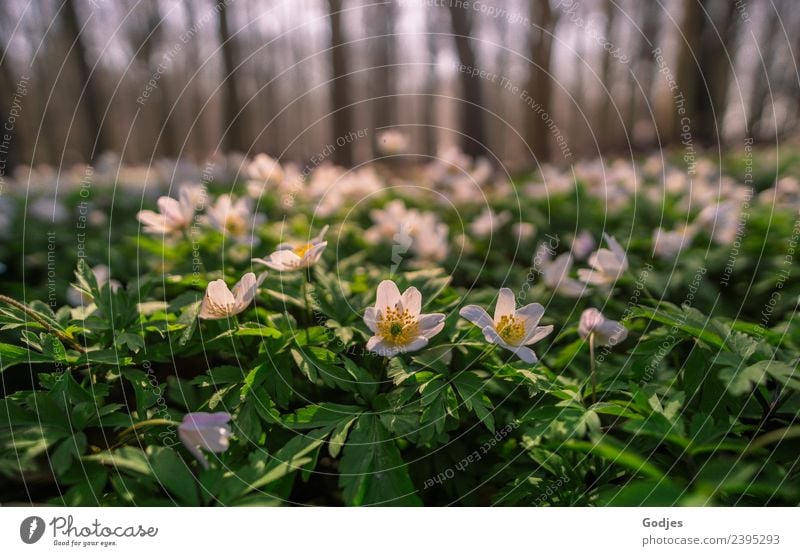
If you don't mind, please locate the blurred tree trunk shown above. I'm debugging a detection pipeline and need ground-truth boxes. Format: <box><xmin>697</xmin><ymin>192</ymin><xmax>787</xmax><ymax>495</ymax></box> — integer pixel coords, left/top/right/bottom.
<box><xmin>447</xmin><ymin>3</ymin><xmax>487</xmax><ymax>157</ymax></box>
<box><xmin>599</xmin><ymin>0</ymin><xmax>618</xmax><ymax>139</ymax></box>
<box><xmin>63</xmin><ymin>0</ymin><xmax>107</xmax><ymax>159</ymax></box>
<box><xmin>747</xmin><ymin>4</ymin><xmax>781</xmax><ymax>139</ymax></box>
<box><xmin>675</xmin><ymin>0</ymin><xmax>739</xmax><ymax>144</ymax></box>
<box><xmin>217</xmin><ymin>1</ymin><xmax>247</xmax><ymax>153</ymax></box>
<box><xmin>424</xmin><ymin>15</ymin><xmax>439</xmax><ymax>156</ymax></box>
<box><xmin>370</xmin><ymin>1</ymin><xmax>394</xmax><ymax>132</ymax></box>
<box><xmin>526</xmin><ymin>0</ymin><xmax>558</xmax><ymax>161</ymax></box>
<box><xmin>627</xmin><ymin>1</ymin><xmax>660</xmax><ymax>146</ymax></box>
<box><xmin>327</xmin><ymin>0</ymin><xmax>353</xmax><ymax>167</ymax></box>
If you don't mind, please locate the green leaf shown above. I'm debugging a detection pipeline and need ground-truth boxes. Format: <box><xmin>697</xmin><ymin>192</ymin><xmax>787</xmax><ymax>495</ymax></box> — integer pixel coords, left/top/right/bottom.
<box><xmin>151</xmin><ymin>446</ymin><xmax>199</xmax><ymax>505</ymax></box>
<box><xmin>0</xmin><ymin>342</ymin><xmax>52</xmax><ymax>372</ymax></box>
<box><xmin>338</xmin><ymin>414</ymin><xmax>421</xmax><ymax>506</ymax></box>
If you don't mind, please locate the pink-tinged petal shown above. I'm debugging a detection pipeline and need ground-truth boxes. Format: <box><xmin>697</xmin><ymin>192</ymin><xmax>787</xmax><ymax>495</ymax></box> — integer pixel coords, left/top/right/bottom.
<box><xmin>137</xmin><ymin>210</ymin><xmax>168</xmax><ymax>233</ymax></box>
<box><xmin>604</xmin><ymin>233</ymin><xmax>626</xmax><ymax>262</ymax></box>
<box><xmin>364</xmin><ymin>306</ymin><xmax>379</xmax><ymax>333</ymax></box>
<box><xmin>482</xmin><ymin>325</ymin><xmax>506</xmax><ymax>347</ymax></box>
<box><xmin>402</xmin><ymin>336</ymin><xmax>429</xmax><ymax>353</ymax></box>
<box><xmin>205</xmin><ymin>279</ymin><xmax>236</xmax><ymax>307</ymax></box>
<box><xmin>459</xmin><ymin>305</ymin><xmax>493</xmax><ymax>329</ymax></box>
<box><xmin>577</xmin><ymin>268</ymin><xmax>611</xmax><ymax>285</ymax></box>
<box><xmin>312</xmin><ymin>225</ymin><xmax>330</xmax><ymax>243</ymax></box>
<box><xmin>304</xmin><ymin>242</ymin><xmax>327</xmax><ymax>264</ymax></box>
<box><xmin>558</xmin><ymin>278</ymin><xmax>587</xmax><ymax>298</ymax></box>
<box><xmin>232</xmin><ymin>272</ymin><xmax>259</xmax><ymax>307</ymax></box>
<box><xmin>578</xmin><ymin>308</ymin><xmax>606</xmax><ymax>339</ymax></box>
<box><xmin>376</xmin><ymin>280</ymin><xmax>401</xmax><ymax>310</ymax></box>
<box><xmin>494</xmin><ymin>287</ymin><xmax>516</xmax><ymax>321</ymax></box>
<box><xmin>266</xmin><ymin>250</ymin><xmax>303</xmax><ymax>271</ymax></box>
<box><xmin>400</xmin><ymin>286</ymin><xmax>422</xmax><ymax>316</ymax></box>
<box><xmin>516</xmin><ymin>303</ymin><xmax>545</xmax><ymax>330</ymax></box>
<box><xmin>523</xmin><ymin>324</ymin><xmax>554</xmax><ymax>345</ymax></box>
<box><xmin>367</xmin><ymin>336</ymin><xmax>399</xmax><ymax>357</ymax></box>
<box><xmin>417</xmin><ymin>313</ymin><xmax>445</xmax><ymax>338</ymax></box>
<box><xmin>543</xmin><ymin>253</ymin><xmax>572</xmax><ymax>287</ymax></box>
<box><xmin>178</xmin><ymin>429</ymin><xmax>210</xmax><ymax>469</ymax></box>
<box><xmin>509</xmin><ymin>345</ymin><xmax>538</xmax><ymax>363</ymax></box>
<box><xmin>183</xmin><ymin>412</ymin><xmax>231</xmax><ymax>426</ymax></box>
<box><xmin>158</xmin><ymin>196</ymin><xmax>183</xmax><ymax>222</ymax></box>
<box><xmin>594</xmin><ymin>319</ymin><xmax>629</xmax><ymax>346</ymax></box>
<box><xmin>592</xmin><ymin>248</ymin><xmax>620</xmax><ymax>274</ymax></box>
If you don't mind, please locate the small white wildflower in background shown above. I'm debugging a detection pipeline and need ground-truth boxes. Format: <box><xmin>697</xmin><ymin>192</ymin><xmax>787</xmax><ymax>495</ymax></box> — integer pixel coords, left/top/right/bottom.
<box><xmin>513</xmin><ymin>222</ymin><xmax>536</xmax><ymax>242</ymax></box>
<box><xmin>377</xmin><ymin>129</ymin><xmax>409</xmax><ymax>155</ymax></box>
<box><xmin>247</xmin><ymin>154</ymin><xmax>284</xmax><ymax>198</ymax></box>
<box><xmin>205</xmin><ymin>194</ymin><xmax>260</xmax><ymax>242</ymax></box>
<box><xmin>470</xmin><ymin>207</ymin><xmax>511</xmax><ymax>238</ymax></box>
<box><xmin>137</xmin><ymin>184</ymin><xmax>204</xmax><ymax>236</ymax></box>
<box><xmin>578</xmin><ymin>308</ymin><xmax>628</xmax><ymax>346</ymax></box>
<box><xmin>571</xmin><ymin>231</ymin><xmax>595</xmax><ymax>260</ymax></box>
<box><xmin>252</xmin><ymin>226</ymin><xmax>329</xmax><ymax>271</ymax></box>
<box><xmin>410</xmin><ymin>212</ymin><xmax>449</xmax><ymax>263</ymax></box>
<box><xmin>542</xmin><ymin>253</ymin><xmax>586</xmax><ymax>298</ymax></box>
<box><xmin>198</xmin><ymin>272</ymin><xmax>264</xmax><ymax>320</ymax></box>
<box><xmin>460</xmin><ymin>287</ymin><xmax>553</xmax><ymax>364</ymax></box>
<box><xmin>652</xmin><ymin>226</ymin><xmax>694</xmax><ymax>260</ymax></box>
<box><xmin>365</xmin><ymin>200</ymin><xmax>418</xmax><ymax>243</ymax></box>
<box><xmin>578</xmin><ymin>233</ymin><xmax>629</xmax><ymax>286</ymax></box>
<box><xmin>178</xmin><ymin>412</ymin><xmax>232</xmax><ymax>469</ymax></box>
<box><xmin>364</xmin><ymin>280</ymin><xmax>445</xmax><ymax>356</ymax></box>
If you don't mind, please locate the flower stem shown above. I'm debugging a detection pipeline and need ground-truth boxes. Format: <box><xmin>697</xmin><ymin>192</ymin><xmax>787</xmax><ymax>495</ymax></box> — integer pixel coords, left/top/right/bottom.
<box><xmin>589</xmin><ymin>332</ymin><xmax>597</xmax><ymax>405</ymax></box>
<box><xmin>0</xmin><ymin>294</ymin><xmax>87</xmax><ymax>353</ymax></box>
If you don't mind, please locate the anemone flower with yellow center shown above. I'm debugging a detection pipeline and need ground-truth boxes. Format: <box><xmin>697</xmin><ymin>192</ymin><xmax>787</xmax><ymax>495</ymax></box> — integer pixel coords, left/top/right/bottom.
<box><xmin>198</xmin><ymin>272</ymin><xmax>265</xmax><ymax>320</ymax></box>
<box><xmin>364</xmin><ymin>280</ymin><xmax>445</xmax><ymax>357</ymax></box>
<box><xmin>459</xmin><ymin>287</ymin><xmax>553</xmax><ymax>363</ymax></box>
<box><xmin>252</xmin><ymin>225</ymin><xmax>329</xmax><ymax>272</ymax></box>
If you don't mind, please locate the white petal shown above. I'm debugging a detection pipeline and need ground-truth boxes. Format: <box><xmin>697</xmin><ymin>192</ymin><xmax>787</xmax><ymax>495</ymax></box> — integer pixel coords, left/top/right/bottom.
<box><xmin>376</xmin><ymin>280</ymin><xmax>401</xmax><ymax>310</ymax></box>
<box><xmin>515</xmin><ymin>303</ymin><xmax>545</xmax><ymax>330</ymax></box>
<box><xmin>400</xmin><ymin>286</ymin><xmax>422</xmax><ymax>316</ymax></box>
<box><xmin>509</xmin><ymin>345</ymin><xmax>538</xmax><ymax>363</ymax></box>
<box><xmin>418</xmin><ymin>313</ymin><xmax>445</xmax><ymax>339</ymax></box>
<box><xmin>494</xmin><ymin>287</ymin><xmax>516</xmax><ymax>321</ymax></box>
<box><xmin>364</xmin><ymin>306</ymin><xmax>379</xmax><ymax>333</ymax></box>
<box><xmin>266</xmin><ymin>250</ymin><xmax>303</xmax><ymax>271</ymax></box>
<box><xmin>523</xmin><ymin>324</ymin><xmax>553</xmax><ymax>345</ymax></box>
<box><xmin>402</xmin><ymin>336</ymin><xmax>429</xmax><ymax>353</ymax></box>
<box><xmin>459</xmin><ymin>305</ymin><xmax>493</xmax><ymax>329</ymax></box>
<box><xmin>543</xmin><ymin>253</ymin><xmax>572</xmax><ymax>287</ymax></box>
<box><xmin>232</xmin><ymin>272</ymin><xmax>258</xmax><ymax>307</ymax></box>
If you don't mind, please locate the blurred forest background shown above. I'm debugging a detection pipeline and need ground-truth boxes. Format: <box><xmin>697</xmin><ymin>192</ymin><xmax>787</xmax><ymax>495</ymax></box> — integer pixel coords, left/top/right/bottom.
<box><xmin>0</xmin><ymin>0</ymin><xmax>798</xmax><ymax>171</ymax></box>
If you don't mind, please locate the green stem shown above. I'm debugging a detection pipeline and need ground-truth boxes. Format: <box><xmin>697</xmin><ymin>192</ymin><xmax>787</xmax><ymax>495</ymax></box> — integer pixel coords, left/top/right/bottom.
<box><xmin>0</xmin><ymin>294</ymin><xmax>87</xmax><ymax>353</ymax></box>
<box><xmin>589</xmin><ymin>332</ymin><xmax>597</xmax><ymax>405</ymax></box>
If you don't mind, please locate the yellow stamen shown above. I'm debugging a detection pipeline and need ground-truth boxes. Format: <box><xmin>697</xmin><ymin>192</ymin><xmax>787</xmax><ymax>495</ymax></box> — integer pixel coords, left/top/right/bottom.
<box><xmin>496</xmin><ymin>314</ymin><xmax>525</xmax><ymax>345</ymax></box>
<box><xmin>293</xmin><ymin>243</ymin><xmax>314</xmax><ymax>258</ymax></box>
<box><xmin>376</xmin><ymin>305</ymin><xmax>418</xmax><ymax>346</ymax></box>
<box><xmin>224</xmin><ymin>216</ymin><xmax>246</xmax><ymax>236</ymax></box>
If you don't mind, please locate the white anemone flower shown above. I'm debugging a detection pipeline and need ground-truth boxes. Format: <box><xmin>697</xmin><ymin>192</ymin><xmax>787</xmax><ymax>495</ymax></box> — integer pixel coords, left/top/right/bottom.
<box><xmin>247</xmin><ymin>154</ymin><xmax>284</xmax><ymax>198</ymax></box>
<box><xmin>377</xmin><ymin>129</ymin><xmax>409</xmax><ymax>155</ymax></box>
<box><xmin>470</xmin><ymin>207</ymin><xmax>511</xmax><ymax>238</ymax></box>
<box><xmin>578</xmin><ymin>233</ymin><xmax>629</xmax><ymax>286</ymax></box>
<box><xmin>252</xmin><ymin>226</ymin><xmax>329</xmax><ymax>271</ymax></box>
<box><xmin>137</xmin><ymin>184</ymin><xmax>204</xmax><ymax>235</ymax></box>
<box><xmin>542</xmin><ymin>253</ymin><xmax>586</xmax><ymax>298</ymax></box>
<box><xmin>198</xmin><ymin>272</ymin><xmax>265</xmax><ymax>320</ymax></box>
<box><xmin>364</xmin><ymin>280</ymin><xmax>445</xmax><ymax>357</ymax></box>
<box><xmin>205</xmin><ymin>194</ymin><xmax>259</xmax><ymax>242</ymax></box>
<box><xmin>652</xmin><ymin>226</ymin><xmax>694</xmax><ymax>260</ymax></box>
<box><xmin>578</xmin><ymin>308</ymin><xmax>628</xmax><ymax>346</ymax></box>
<box><xmin>178</xmin><ymin>412</ymin><xmax>232</xmax><ymax>469</ymax></box>
<box><xmin>459</xmin><ymin>288</ymin><xmax>553</xmax><ymax>364</ymax></box>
